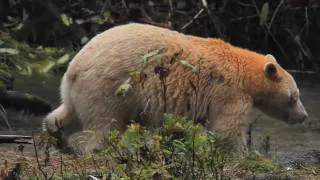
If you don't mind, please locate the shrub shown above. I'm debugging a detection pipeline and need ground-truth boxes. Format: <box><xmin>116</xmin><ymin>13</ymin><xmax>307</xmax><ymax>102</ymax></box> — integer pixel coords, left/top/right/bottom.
<box><xmin>97</xmin><ymin>113</ymin><xmax>229</xmax><ymax>179</ymax></box>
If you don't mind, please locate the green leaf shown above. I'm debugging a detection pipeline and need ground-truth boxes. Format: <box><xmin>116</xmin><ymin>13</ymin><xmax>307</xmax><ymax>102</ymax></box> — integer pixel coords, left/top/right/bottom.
<box><xmin>57</xmin><ymin>53</ymin><xmax>70</xmax><ymax>65</ymax></box>
<box><xmin>129</xmin><ymin>71</ymin><xmax>141</xmax><ymax>79</ymax></box>
<box><xmin>0</xmin><ymin>48</ymin><xmax>19</xmax><ymax>55</ymax></box>
<box><xmin>179</xmin><ymin>60</ymin><xmax>198</xmax><ymax>73</ymax></box>
<box><xmin>115</xmin><ymin>78</ymin><xmax>133</xmax><ymax>96</ymax></box>
<box><xmin>81</xmin><ymin>36</ymin><xmax>89</xmax><ymax>45</ymax></box>
<box><xmin>141</xmin><ymin>48</ymin><xmax>165</xmax><ymax>64</ymax></box>
<box><xmin>7</xmin><ymin>16</ymin><xmax>16</xmax><ymax>22</ymax></box>
<box><xmin>28</xmin><ymin>53</ymin><xmax>36</xmax><ymax>59</ymax></box>
<box><xmin>60</xmin><ymin>13</ymin><xmax>73</xmax><ymax>26</ymax></box>
<box><xmin>18</xmin><ymin>63</ymin><xmax>32</xmax><ymax>76</ymax></box>
<box><xmin>24</xmin><ymin>93</ymin><xmax>33</xmax><ymax>100</ymax></box>
<box><xmin>192</xmin><ymin>66</ymin><xmax>199</xmax><ymax>73</ymax></box>
<box><xmin>75</xmin><ymin>19</ymin><xmax>85</xmax><ymax>25</ymax></box>
<box><xmin>163</xmin><ymin>113</ymin><xmax>175</xmax><ymax>127</ymax></box>
<box><xmin>194</xmin><ymin>134</ymin><xmax>208</xmax><ymax>148</ymax></box>
<box><xmin>260</xmin><ymin>2</ymin><xmax>269</xmax><ymax>26</ymax></box>
<box><xmin>32</xmin><ymin>59</ymin><xmax>56</xmax><ymax>74</ymax></box>
<box><xmin>43</xmin><ymin>47</ymin><xmax>57</xmax><ymax>55</ymax></box>
<box><xmin>13</xmin><ymin>23</ymin><xmax>23</xmax><ymax>31</ymax></box>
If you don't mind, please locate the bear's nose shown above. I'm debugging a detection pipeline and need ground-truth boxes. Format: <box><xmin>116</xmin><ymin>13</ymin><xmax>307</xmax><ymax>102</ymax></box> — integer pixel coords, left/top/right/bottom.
<box><xmin>288</xmin><ymin>111</ymin><xmax>308</xmax><ymax>124</ymax></box>
<box><xmin>301</xmin><ymin>112</ymin><xmax>308</xmax><ymax>121</ymax></box>
<box><xmin>295</xmin><ymin>111</ymin><xmax>308</xmax><ymax>123</ymax></box>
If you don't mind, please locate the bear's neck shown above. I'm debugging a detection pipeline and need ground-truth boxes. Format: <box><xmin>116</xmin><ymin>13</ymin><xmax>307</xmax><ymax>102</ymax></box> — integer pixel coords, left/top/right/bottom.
<box><xmin>203</xmin><ymin>39</ymin><xmax>270</xmax><ymax>96</ymax></box>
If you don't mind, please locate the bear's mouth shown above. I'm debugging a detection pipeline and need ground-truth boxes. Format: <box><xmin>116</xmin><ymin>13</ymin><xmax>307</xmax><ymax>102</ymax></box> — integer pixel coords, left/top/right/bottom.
<box><xmin>287</xmin><ymin>114</ymin><xmax>308</xmax><ymax>125</ymax></box>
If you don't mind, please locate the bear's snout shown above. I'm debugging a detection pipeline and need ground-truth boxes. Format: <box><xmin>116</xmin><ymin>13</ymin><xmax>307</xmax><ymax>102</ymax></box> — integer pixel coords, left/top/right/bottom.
<box><xmin>288</xmin><ymin>111</ymin><xmax>308</xmax><ymax>124</ymax></box>
<box><xmin>288</xmin><ymin>101</ymin><xmax>308</xmax><ymax>124</ymax></box>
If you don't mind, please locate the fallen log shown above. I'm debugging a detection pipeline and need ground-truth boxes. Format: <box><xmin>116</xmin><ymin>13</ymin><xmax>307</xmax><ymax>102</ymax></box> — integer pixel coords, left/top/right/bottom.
<box><xmin>0</xmin><ymin>134</ymin><xmax>32</xmax><ymax>144</ymax></box>
<box><xmin>0</xmin><ymin>90</ymin><xmax>52</xmax><ymax>115</ymax></box>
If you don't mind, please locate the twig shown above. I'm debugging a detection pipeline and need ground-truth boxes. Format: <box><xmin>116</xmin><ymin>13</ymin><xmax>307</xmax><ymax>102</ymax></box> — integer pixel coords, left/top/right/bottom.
<box><xmin>192</xmin><ymin>58</ymin><xmax>202</xmax><ymax>179</ymax></box>
<box><xmin>251</xmin><ymin>0</ymin><xmax>289</xmax><ymax>59</ymax></box>
<box><xmin>251</xmin><ymin>0</ymin><xmax>261</xmax><ymax>16</ymax></box>
<box><xmin>266</xmin><ymin>27</ymin><xmax>289</xmax><ymax>59</ymax></box>
<box><xmin>288</xmin><ymin>5</ymin><xmax>320</xmax><ymax>10</ymax></box>
<box><xmin>201</xmin><ymin>0</ymin><xmax>223</xmax><ymax>37</ymax></box>
<box><xmin>0</xmin><ymin>135</ymin><xmax>32</xmax><ymax>139</ymax></box>
<box><xmin>230</xmin><ymin>14</ymin><xmax>259</xmax><ymax>22</ymax></box>
<box><xmin>268</xmin><ymin>0</ymin><xmax>284</xmax><ymax>30</ymax></box>
<box><xmin>32</xmin><ymin>132</ymin><xmax>48</xmax><ymax>180</ymax></box>
<box><xmin>60</xmin><ymin>153</ymin><xmax>63</xmax><ymax>179</ymax></box>
<box><xmin>139</xmin><ymin>6</ymin><xmax>153</xmax><ymax>22</ymax></box>
<box><xmin>181</xmin><ymin>8</ymin><xmax>204</xmax><ymax>30</ymax></box>
<box><xmin>247</xmin><ymin>114</ymin><xmax>262</xmax><ymax>151</ymax></box>
<box><xmin>237</xmin><ymin>1</ymin><xmax>254</xmax><ymax>7</ymax></box>
<box><xmin>60</xmin><ymin>2</ymin><xmax>80</xmax><ymax>11</ymax></box>
<box><xmin>100</xmin><ymin>0</ymin><xmax>110</xmax><ymax>15</ymax></box>
<box><xmin>286</xmin><ymin>69</ymin><xmax>318</xmax><ymax>74</ymax></box>
<box><xmin>0</xmin><ymin>135</ymin><xmax>32</xmax><ymax>144</ymax></box>
<box><xmin>121</xmin><ymin>0</ymin><xmax>129</xmax><ymax>14</ymax></box>
<box><xmin>168</xmin><ymin>0</ymin><xmax>173</xmax><ymax>18</ymax></box>
<box><xmin>192</xmin><ymin>128</ymin><xmax>196</xmax><ymax>179</ymax></box>
<box><xmin>305</xmin><ymin>7</ymin><xmax>310</xmax><ymax>37</ymax></box>
<box><xmin>0</xmin><ymin>104</ymin><xmax>11</xmax><ymax>129</ymax></box>
<box><xmin>162</xmin><ymin>79</ymin><xmax>167</xmax><ymax>114</ymax></box>
<box><xmin>284</xmin><ymin>27</ymin><xmax>316</xmax><ymax>70</ymax></box>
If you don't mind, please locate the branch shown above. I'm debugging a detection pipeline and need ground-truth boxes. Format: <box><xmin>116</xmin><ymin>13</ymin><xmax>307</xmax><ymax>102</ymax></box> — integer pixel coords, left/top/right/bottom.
<box><xmin>181</xmin><ymin>8</ymin><xmax>204</xmax><ymax>30</ymax></box>
<box><xmin>201</xmin><ymin>0</ymin><xmax>223</xmax><ymax>37</ymax></box>
<box><xmin>251</xmin><ymin>0</ymin><xmax>261</xmax><ymax>15</ymax></box>
<box><xmin>251</xmin><ymin>0</ymin><xmax>289</xmax><ymax>59</ymax></box>
<box><xmin>0</xmin><ymin>90</ymin><xmax>52</xmax><ymax>115</ymax></box>
<box><xmin>286</xmin><ymin>69</ymin><xmax>318</xmax><ymax>74</ymax></box>
<box><xmin>230</xmin><ymin>14</ymin><xmax>259</xmax><ymax>22</ymax></box>
<box><xmin>0</xmin><ymin>135</ymin><xmax>32</xmax><ymax>144</ymax></box>
<box><xmin>268</xmin><ymin>0</ymin><xmax>284</xmax><ymax>30</ymax></box>
<box><xmin>288</xmin><ymin>5</ymin><xmax>320</xmax><ymax>10</ymax></box>
<box><xmin>168</xmin><ymin>0</ymin><xmax>173</xmax><ymax>17</ymax></box>
<box><xmin>237</xmin><ymin>1</ymin><xmax>254</xmax><ymax>7</ymax></box>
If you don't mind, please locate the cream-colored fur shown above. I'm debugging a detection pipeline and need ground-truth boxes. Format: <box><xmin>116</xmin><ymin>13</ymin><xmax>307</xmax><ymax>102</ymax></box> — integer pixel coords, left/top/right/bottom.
<box><xmin>44</xmin><ymin>23</ymin><xmax>308</xmax><ymax>154</ymax></box>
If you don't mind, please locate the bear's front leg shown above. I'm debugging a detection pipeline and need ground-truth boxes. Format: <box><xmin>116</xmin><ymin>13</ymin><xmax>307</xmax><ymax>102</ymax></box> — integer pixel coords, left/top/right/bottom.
<box><xmin>207</xmin><ymin>96</ymin><xmax>252</xmax><ymax>155</ymax></box>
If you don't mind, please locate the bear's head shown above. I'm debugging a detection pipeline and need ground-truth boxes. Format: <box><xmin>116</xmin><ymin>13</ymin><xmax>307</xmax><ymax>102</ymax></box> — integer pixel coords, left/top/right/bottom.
<box><xmin>252</xmin><ymin>54</ymin><xmax>308</xmax><ymax>124</ymax></box>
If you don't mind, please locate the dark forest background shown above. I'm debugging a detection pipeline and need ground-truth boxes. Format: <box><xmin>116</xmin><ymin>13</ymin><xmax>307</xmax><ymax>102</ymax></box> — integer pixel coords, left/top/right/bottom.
<box><xmin>1</xmin><ymin>0</ymin><xmax>320</xmax><ymax>71</ymax></box>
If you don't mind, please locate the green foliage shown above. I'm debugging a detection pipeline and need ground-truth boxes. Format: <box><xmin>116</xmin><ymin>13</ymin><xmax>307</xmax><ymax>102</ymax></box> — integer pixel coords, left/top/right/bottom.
<box><xmin>96</xmin><ymin>113</ymin><xmax>229</xmax><ymax>179</ymax></box>
<box><xmin>179</xmin><ymin>60</ymin><xmax>199</xmax><ymax>73</ymax></box>
<box><xmin>141</xmin><ymin>48</ymin><xmax>166</xmax><ymax>64</ymax></box>
<box><xmin>60</xmin><ymin>13</ymin><xmax>73</xmax><ymax>27</ymax></box>
<box><xmin>0</xmin><ymin>34</ymin><xmax>75</xmax><ymax>77</ymax></box>
<box><xmin>2</xmin><ymin>114</ymin><xmax>310</xmax><ymax>179</ymax></box>
<box><xmin>239</xmin><ymin>151</ymin><xmax>281</xmax><ymax>173</ymax></box>
<box><xmin>260</xmin><ymin>2</ymin><xmax>270</xmax><ymax>26</ymax></box>
<box><xmin>114</xmin><ymin>78</ymin><xmax>133</xmax><ymax>97</ymax></box>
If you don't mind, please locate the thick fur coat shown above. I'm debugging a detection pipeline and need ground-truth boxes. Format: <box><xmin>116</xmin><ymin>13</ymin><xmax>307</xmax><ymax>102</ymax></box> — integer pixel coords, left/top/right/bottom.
<box><xmin>44</xmin><ymin>23</ymin><xmax>308</xmax><ymax>154</ymax></box>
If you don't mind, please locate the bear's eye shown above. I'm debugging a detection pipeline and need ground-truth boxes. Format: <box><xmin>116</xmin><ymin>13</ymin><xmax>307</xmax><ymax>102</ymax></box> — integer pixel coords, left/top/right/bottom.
<box><xmin>289</xmin><ymin>92</ymin><xmax>298</xmax><ymax>105</ymax></box>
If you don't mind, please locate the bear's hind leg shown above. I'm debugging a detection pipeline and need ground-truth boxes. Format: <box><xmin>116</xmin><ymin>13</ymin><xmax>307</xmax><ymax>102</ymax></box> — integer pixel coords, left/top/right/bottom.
<box><xmin>43</xmin><ymin>104</ymin><xmax>78</xmax><ymax>137</ymax></box>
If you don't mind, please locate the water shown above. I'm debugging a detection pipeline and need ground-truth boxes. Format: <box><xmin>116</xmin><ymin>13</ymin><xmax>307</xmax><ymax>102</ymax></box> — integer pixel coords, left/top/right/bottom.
<box><xmin>1</xmin><ymin>73</ymin><xmax>320</xmax><ymax>165</ymax></box>
<box><xmin>0</xmin><ymin>74</ymin><xmax>62</xmax><ymax>132</ymax></box>
<box><xmin>251</xmin><ymin>74</ymin><xmax>320</xmax><ymax>166</ymax></box>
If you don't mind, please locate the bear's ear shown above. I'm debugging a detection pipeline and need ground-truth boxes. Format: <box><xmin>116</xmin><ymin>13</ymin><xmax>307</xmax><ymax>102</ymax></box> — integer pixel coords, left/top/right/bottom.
<box><xmin>264</xmin><ymin>62</ymin><xmax>278</xmax><ymax>80</ymax></box>
<box><xmin>265</xmin><ymin>54</ymin><xmax>278</xmax><ymax>64</ymax></box>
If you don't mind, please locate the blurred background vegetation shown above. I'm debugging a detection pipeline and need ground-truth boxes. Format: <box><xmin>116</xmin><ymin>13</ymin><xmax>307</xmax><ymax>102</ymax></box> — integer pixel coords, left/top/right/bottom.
<box><xmin>1</xmin><ymin>0</ymin><xmax>320</xmax><ymax>70</ymax></box>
